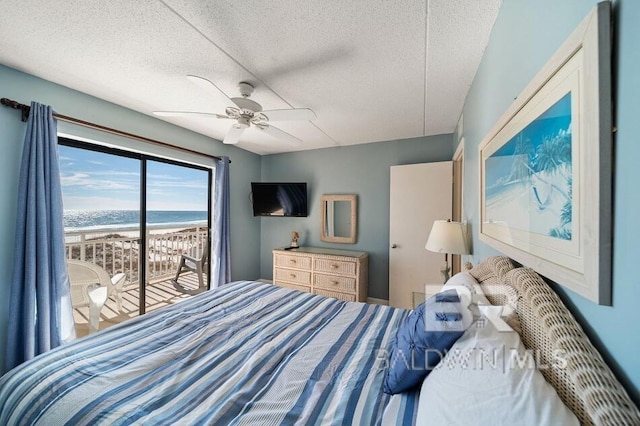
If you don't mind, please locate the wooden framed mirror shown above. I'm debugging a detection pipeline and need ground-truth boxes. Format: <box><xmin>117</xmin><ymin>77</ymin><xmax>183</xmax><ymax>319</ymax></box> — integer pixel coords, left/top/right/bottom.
<box><xmin>320</xmin><ymin>194</ymin><xmax>357</xmax><ymax>244</ymax></box>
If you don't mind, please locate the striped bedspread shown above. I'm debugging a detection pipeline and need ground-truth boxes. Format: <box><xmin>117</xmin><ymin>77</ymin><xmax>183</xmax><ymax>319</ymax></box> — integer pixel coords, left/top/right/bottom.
<box><xmin>0</xmin><ymin>281</ymin><xmax>418</xmax><ymax>425</ymax></box>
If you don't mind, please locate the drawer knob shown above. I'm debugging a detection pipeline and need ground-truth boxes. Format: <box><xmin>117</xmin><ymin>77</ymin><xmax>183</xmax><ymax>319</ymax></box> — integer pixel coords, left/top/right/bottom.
<box><xmin>331</xmin><ymin>264</ymin><xmax>339</xmax><ymax>269</ymax></box>
<box><xmin>289</xmin><ymin>259</ymin><xmax>297</xmax><ymax>263</ymax></box>
<box><xmin>290</xmin><ymin>273</ymin><xmax>296</xmax><ymax>278</ymax></box>
<box><xmin>332</xmin><ymin>280</ymin><xmax>339</xmax><ymax>285</ymax></box>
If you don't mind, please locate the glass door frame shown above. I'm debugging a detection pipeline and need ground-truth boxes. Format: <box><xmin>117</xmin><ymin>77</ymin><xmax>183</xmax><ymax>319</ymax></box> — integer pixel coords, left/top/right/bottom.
<box><xmin>59</xmin><ymin>137</ymin><xmax>213</xmax><ymax>315</ymax></box>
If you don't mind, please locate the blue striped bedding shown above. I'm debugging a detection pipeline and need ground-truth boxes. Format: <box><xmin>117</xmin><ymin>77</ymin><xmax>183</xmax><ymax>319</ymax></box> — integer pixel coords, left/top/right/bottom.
<box><xmin>0</xmin><ymin>281</ymin><xmax>418</xmax><ymax>425</ymax></box>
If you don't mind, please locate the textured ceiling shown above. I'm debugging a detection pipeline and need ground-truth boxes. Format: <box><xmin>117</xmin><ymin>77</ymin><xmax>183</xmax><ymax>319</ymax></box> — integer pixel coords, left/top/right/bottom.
<box><xmin>0</xmin><ymin>0</ymin><xmax>501</xmax><ymax>155</ymax></box>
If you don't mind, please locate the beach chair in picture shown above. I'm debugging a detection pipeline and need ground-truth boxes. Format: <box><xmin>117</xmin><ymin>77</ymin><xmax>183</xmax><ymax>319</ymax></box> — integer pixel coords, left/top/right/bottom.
<box><xmin>173</xmin><ymin>243</ymin><xmax>208</xmax><ymax>293</ymax></box>
<box><xmin>67</xmin><ymin>260</ymin><xmax>126</xmax><ymax>333</ymax></box>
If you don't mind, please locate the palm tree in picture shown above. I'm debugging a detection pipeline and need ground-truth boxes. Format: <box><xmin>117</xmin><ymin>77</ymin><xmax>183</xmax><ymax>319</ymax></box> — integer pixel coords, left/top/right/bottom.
<box><xmin>550</xmin><ymin>176</ymin><xmax>573</xmax><ymax>239</ymax></box>
<box><xmin>560</xmin><ymin>177</ymin><xmax>572</xmax><ymax>226</ymax></box>
<box><xmin>533</xmin><ymin>132</ymin><xmax>571</xmax><ymax>179</ymax></box>
<box><xmin>508</xmin><ymin>133</ymin><xmax>534</xmax><ymax>184</ymax></box>
<box><xmin>533</xmin><ymin>130</ymin><xmax>573</xmax><ymax>239</ymax></box>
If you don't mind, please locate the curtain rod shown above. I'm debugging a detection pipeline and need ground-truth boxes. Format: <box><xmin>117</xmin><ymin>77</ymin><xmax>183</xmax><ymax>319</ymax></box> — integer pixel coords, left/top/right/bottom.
<box><xmin>0</xmin><ymin>98</ymin><xmax>228</xmax><ymax>163</ymax></box>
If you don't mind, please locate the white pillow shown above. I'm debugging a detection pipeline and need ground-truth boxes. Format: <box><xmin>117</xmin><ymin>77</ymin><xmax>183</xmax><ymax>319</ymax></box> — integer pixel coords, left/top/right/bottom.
<box><xmin>444</xmin><ymin>272</ymin><xmax>521</xmax><ymax>332</ymax></box>
<box><xmin>443</xmin><ymin>272</ymin><xmax>491</xmax><ymax>306</ymax></box>
<box><xmin>415</xmin><ymin>313</ymin><xmax>578</xmax><ymax>425</ymax></box>
<box><xmin>478</xmin><ymin>305</ymin><xmax>513</xmax><ymax>333</ymax></box>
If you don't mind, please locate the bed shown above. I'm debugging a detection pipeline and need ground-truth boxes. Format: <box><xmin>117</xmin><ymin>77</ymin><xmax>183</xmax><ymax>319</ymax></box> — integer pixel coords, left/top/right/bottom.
<box><xmin>0</xmin><ymin>257</ymin><xmax>638</xmax><ymax>425</ymax></box>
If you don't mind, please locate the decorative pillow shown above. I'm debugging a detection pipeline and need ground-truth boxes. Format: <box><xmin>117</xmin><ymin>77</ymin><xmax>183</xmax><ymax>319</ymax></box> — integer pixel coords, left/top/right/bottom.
<box><xmin>383</xmin><ymin>289</ymin><xmax>472</xmax><ymax>394</ymax></box>
<box><xmin>446</xmin><ymin>271</ymin><xmax>522</xmax><ymax>333</ymax></box>
<box><xmin>415</xmin><ymin>311</ymin><xmax>579</xmax><ymax>425</ymax></box>
<box><xmin>443</xmin><ymin>272</ymin><xmax>491</xmax><ymax>306</ymax></box>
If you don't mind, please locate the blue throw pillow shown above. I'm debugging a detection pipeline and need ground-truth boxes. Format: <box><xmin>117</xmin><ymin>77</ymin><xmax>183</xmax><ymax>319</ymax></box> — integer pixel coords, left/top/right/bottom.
<box><xmin>383</xmin><ymin>289</ymin><xmax>469</xmax><ymax>394</ymax></box>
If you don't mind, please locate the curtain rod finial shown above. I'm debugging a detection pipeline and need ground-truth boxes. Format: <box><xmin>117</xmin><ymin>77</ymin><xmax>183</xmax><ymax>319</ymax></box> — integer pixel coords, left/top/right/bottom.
<box><xmin>1</xmin><ymin>98</ymin><xmax>30</xmax><ymax>122</ymax></box>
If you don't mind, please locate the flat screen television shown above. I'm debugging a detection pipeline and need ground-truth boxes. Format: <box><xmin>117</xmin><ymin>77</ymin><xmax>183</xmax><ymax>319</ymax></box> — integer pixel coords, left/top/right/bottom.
<box><xmin>251</xmin><ymin>182</ymin><xmax>308</xmax><ymax>217</ymax></box>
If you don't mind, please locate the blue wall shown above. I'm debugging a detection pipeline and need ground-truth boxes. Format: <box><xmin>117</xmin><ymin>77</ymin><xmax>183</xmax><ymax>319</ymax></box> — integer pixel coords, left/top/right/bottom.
<box><xmin>259</xmin><ymin>135</ymin><xmax>453</xmax><ymax>300</ymax></box>
<box><xmin>0</xmin><ymin>65</ymin><xmax>263</xmax><ymax>374</ymax></box>
<box><xmin>461</xmin><ymin>0</ymin><xmax>639</xmax><ymax>402</ymax></box>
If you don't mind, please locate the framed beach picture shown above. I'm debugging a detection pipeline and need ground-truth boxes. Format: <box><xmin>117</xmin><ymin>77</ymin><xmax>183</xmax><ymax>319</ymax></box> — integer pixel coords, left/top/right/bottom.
<box><xmin>479</xmin><ymin>2</ymin><xmax>612</xmax><ymax>305</ymax></box>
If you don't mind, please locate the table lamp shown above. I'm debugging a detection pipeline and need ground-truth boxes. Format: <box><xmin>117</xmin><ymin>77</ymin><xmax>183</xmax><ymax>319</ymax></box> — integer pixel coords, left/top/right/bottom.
<box><xmin>425</xmin><ymin>219</ymin><xmax>470</xmax><ymax>283</ymax></box>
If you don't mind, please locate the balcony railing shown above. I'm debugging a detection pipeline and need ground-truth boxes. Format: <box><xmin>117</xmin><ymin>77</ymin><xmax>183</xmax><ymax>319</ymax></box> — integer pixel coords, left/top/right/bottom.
<box><xmin>64</xmin><ymin>225</ymin><xmax>208</xmax><ymax>286</ymax></box>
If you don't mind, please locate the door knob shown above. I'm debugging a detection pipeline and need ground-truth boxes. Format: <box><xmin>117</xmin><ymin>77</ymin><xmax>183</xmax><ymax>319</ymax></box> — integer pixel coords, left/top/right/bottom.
<box><xmin>391</xmin><ymin>244</ymin><xmax>398</xmax><ymax>249</ymax></box>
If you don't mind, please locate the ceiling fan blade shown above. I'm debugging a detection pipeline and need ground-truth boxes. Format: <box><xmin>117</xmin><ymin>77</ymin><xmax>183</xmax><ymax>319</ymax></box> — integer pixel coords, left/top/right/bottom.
<box><xmin>186</xmin><ymin>75</ymin><xmax>235</xmax><ymax>104</ymax></box>
<box><xmin>260</xmin><ymin>108</ymin><xmax>316</xmax><ymax>122</ymax></box>
<box><xmin>256</xmin><ymin>124</ymin><xmax>302</xmax><ymax>145</ymax></box>
<box><xmin>153</xmin><ymin>111</ymin><xmax>230</xmax><ymax>119</ymax></box>
<box><xmin>223</xmin><ymin>125</ymin><xmax>245</xmax><ymax>145</ymax></box>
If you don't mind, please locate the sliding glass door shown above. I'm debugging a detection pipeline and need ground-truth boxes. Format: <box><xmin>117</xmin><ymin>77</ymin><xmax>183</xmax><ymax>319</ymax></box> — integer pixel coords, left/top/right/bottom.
<box><xmin>145</xmin><ymin>159</ymin><xmax>210</xmax><ymax>312</ymax></box>
<box><xmin>58</xmin><ymin>138</ymin><xmax>211</xmax><ymax>336</ymax></box>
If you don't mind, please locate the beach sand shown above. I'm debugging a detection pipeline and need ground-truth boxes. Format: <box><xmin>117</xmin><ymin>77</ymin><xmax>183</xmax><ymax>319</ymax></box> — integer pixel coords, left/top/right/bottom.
<box><xmin>485</xmin><ymin>172</ymin><xmax>570</xmax><ymax>239</ymax></box>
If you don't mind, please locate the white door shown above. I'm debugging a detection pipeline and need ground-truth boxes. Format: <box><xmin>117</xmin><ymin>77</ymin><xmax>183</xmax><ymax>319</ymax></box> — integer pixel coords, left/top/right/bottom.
<box><xmin>389</xmin><ymin>162</ymin><xmax>452</xmax><ymax>309</ymax></box>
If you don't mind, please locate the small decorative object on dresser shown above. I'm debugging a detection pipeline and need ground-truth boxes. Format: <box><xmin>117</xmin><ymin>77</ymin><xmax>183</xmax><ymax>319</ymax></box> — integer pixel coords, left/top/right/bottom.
<box><xmin>272</xmin><ymin>247</ymin><xmax>368</xmax><ymax>302</ymax></box>
<box><xmin>290</xmin><ymin>231</ymin><xmax>299</xmax><ymax>248</ymax></box>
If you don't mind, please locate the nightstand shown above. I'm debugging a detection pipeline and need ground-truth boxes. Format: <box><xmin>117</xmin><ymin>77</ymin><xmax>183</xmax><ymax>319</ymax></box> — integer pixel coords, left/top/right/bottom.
<box><xmin>424</xmin><ymin>283</ymin><xmax>445</xmax><ymax>299</ymax></box>
<box><xmin>411</xmin><ymin>284</ymin><xmax>445</xmax><ymax>308</ymax></box>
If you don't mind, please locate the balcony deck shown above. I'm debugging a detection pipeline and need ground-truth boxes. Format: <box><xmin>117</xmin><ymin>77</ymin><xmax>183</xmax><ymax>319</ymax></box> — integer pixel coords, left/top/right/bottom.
<box><xmin>73</xmin><ymin>272</ymin><xmax>206</xmax><ymax>338</ymax></box>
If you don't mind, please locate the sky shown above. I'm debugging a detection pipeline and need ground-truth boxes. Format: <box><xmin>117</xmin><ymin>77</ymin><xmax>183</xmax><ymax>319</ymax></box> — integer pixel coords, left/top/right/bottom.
<box><xmin>58</xmin><ymin>145</ymin><xmax>209</xmax><ymax>211</ymax></box>
<box><xmin>485</xmin><ymin>92</ymin><xmax>572</xmax><ymax>189</ymax></box>
<box><xmin>491</xmin><ymin>92</ymin><xmax>572</xmax><ymax>158</ymax></box>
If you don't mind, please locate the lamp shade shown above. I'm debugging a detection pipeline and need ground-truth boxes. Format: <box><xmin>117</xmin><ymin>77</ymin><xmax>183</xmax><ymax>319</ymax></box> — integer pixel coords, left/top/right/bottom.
<box><xmin>425</xmin><ymin>220</ymin><xmax>469</xmax><ymax>255</ymax></box>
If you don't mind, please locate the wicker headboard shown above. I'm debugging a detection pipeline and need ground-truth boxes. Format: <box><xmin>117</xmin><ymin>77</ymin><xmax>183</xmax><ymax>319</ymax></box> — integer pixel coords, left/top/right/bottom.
<box><xmin>469</xmin><ymin>256</ymin><xmax>640</xmax><ymax>426</ymax></box>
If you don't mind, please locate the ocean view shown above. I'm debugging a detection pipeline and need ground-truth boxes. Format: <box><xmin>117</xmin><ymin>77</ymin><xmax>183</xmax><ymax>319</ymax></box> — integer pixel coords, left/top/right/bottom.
<box><xmin>64</xmin><ymin>210</ymin><xmax>208</xmax><ymax>232</ymax></box>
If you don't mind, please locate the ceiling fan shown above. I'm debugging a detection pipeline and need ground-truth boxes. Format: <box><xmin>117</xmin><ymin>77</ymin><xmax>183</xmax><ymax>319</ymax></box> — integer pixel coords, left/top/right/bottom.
<box><xmin>153</xmin><ymin>75</ymin><xmax>316</xmax><ymax>145</ymax></box>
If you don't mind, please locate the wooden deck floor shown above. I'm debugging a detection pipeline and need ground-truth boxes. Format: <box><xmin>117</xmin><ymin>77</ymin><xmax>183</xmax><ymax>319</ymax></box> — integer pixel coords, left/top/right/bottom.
<box><xmin>73</xmin><ymin>272</ymin><xmax>206</xmax><ymax>338</ymax></box>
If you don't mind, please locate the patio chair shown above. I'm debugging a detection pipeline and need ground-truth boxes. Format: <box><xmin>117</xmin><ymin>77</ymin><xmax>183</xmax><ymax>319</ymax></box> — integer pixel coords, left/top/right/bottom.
<box><xmin>173</xmin><ymin>243</ymin><xmax>209</xmax><ymax>291</ymax></box>
<box><xmin>67</xmin><ymin>260</ymin><xmax>126</xmax><ymax>333</ymax></box>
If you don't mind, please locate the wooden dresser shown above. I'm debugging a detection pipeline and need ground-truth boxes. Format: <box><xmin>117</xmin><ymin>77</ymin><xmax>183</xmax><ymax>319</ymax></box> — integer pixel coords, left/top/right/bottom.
<box><xmin>272</xmin><ymin>247</ymin><xmax>368</xmax><ymax>302</ymax></box>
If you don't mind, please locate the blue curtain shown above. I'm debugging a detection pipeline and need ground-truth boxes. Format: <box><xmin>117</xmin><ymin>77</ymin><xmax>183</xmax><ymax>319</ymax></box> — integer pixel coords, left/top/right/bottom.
<box><xmin>212</xmin><ymin>156</ymin><xmax>231</xmax><ymax>287</ymax></box>
<box><xmin>4</xmin><ymin>102</ymin><xmax>75</xmax><ymax>372</ymax></box>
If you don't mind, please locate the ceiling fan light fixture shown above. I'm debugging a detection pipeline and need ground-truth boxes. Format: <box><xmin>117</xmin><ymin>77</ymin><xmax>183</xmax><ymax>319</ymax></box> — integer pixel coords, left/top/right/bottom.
<box><xmin>231</xmin><ymin>97</ymin><xmax>262</xmax><ymax>113</ymax></box>
<box><xmin>234</xmin><ymin>117</ymin><xmax>250</xmax><ymax>129</ymax></box>
<box><xmin>159</xmin><ymin>75</ymin><xmax>315</xmax><ymax>146</ymax></box>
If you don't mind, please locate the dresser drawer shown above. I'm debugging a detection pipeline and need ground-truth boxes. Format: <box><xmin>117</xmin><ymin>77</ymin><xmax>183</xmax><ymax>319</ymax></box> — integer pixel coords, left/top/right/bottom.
<box><xmin>313</xmin><ymin>258</ymin><xmax>356</xmax><ymax>276</ymax></box>
<box><xmin>274</xmin><ymin>282</ymin><xmax>311</xmax><ymax>293</ymax></box>
<box><xmin>314</xmin><ymin>289</ymin><xmax>356</xmax><ymax>302</ymax></box>
<box><xmin>274</xmin><ymin>267</ymin><xmax>311</xmax><ymax>285</ymax></box>
<box><xmin>274</xmin><ymin>253</ymin><xmax>312</xmax><ymax>270</ymax></box>
<box><xmin>313</xmin><ymin>273</ymin><xmax>356</xmax><ymax>293</ymax></box>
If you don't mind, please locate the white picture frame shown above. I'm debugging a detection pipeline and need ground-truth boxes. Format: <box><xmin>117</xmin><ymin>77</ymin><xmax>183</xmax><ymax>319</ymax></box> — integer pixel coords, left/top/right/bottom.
<box><xmin>478</xmin><ymin>2</ymin><xmax>612</xmax><ymax>305</ymax></box>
